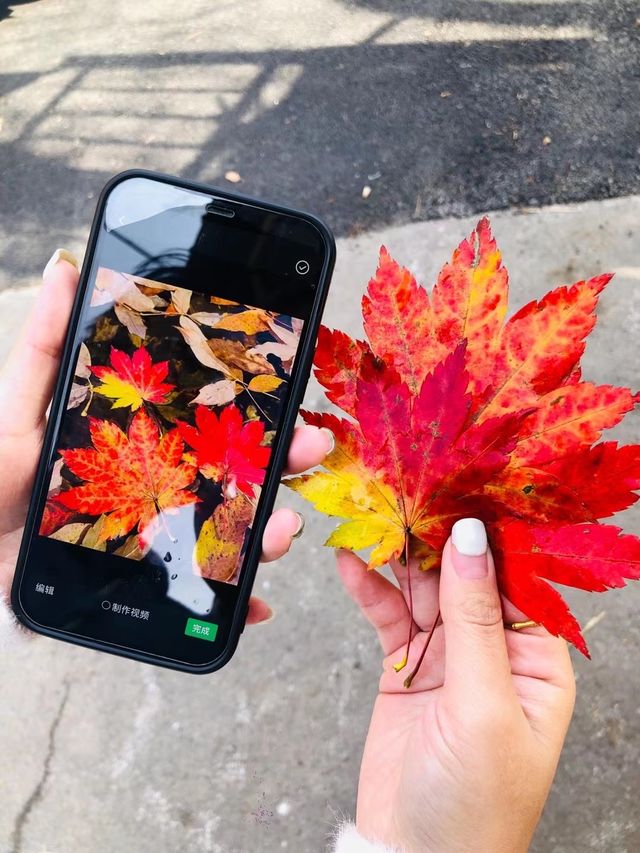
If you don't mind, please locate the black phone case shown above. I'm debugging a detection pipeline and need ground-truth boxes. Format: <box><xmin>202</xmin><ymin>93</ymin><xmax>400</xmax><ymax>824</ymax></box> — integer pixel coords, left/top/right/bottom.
<box><xmin>11</xmin><ymin>168</ymin><xmax>336</xmax><ymax>674</ymax></box>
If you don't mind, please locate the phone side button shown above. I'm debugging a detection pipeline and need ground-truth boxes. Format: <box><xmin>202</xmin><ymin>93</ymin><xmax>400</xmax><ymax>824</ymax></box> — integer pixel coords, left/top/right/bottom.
<box><xmin>240</xmin><ymin>601</ymin><xmax>250</xmax><ymax>633</ymax></box>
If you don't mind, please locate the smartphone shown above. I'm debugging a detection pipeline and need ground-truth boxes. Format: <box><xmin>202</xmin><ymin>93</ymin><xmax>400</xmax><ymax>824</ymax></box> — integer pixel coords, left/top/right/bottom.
<box><xmin>11</xmin><ymin>169</ymin><xmax>335</xmax><ymax>673</ymax></box>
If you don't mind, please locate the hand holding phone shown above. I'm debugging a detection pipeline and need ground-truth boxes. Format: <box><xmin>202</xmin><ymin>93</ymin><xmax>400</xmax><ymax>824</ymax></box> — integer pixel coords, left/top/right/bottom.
<box><xmin>7</xmin><ymin>171</ymin><xmax>335</xmax><ymax>672</ymax></box>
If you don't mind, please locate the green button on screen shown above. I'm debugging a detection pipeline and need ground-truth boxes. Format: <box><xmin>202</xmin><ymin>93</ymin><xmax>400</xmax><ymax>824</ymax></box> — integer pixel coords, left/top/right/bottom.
<box><xmin>185</xmin><ymin>617</ymin><xmax>219</xmax><ymax>642</ymax></box>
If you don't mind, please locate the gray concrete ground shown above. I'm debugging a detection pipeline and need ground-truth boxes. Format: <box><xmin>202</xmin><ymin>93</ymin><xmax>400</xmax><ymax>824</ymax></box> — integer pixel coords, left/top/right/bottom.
<box><xmin>0</xmin><ymin>197</ymin><xmax>639</xmax><ymax>852</ymax></box>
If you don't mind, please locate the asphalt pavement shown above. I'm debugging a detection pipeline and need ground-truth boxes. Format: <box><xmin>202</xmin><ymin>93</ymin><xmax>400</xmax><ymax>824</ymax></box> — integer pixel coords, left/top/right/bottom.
<box><xmin>1</xmin><ymin>0</ymin><xmax>640</xmax><ymax>288</ymax></box>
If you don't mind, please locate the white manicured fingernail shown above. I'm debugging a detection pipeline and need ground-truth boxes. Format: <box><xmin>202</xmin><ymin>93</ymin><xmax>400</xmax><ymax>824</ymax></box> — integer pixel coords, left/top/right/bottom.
<box><xmin>320</xmin><ymin>427</ymin><xmax>335</xmax><ymax>455</ymax></box>
<box><xmin>43</xmin><ymin>248</ymin><xmax>79</xmax><ymax>279</ymax></box>
<box><xmin>291</xmin><ymin>512</ymin><xmax>305</xmax><ymax>539</ymax></box>
<box><xmin>452</xmin><ymin>518</ymin><xmax>487</xmax><ymax>556</ymax></box>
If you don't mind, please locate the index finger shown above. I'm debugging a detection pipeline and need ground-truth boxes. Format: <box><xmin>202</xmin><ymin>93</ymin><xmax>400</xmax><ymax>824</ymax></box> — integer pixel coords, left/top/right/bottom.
<box><xmin>336</xmin><ymin>548</ymin><xmax>411</xmax><ymax>656</ymax></box>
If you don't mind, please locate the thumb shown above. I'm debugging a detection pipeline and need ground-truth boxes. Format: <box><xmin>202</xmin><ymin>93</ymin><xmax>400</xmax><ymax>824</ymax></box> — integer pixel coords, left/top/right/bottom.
<box><xmin>0</xmin><ymin>249</ymin><xmax>79</xmax><ymax>435</ymax></box>
<box><xmin>439</xmin><ymin>518</ymin><xmax>513</xmax><ymax>707</ymax></box>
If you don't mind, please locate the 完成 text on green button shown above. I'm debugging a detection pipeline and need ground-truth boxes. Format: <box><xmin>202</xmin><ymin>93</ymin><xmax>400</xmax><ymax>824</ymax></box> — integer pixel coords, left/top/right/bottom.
<box><xmin>185</xmin><ymin>617</ymin><xmax>218</xmax><ymax>642</ymax></box>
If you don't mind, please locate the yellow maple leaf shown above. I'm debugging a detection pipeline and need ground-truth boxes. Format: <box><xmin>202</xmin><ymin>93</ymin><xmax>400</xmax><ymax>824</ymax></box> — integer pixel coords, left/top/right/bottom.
<box><xmin>287</xmin><ymin>445</ymin><xmax>405</xmax><ymax>569</ymax></box>
<box><xmin>193</xmin><ymin>494</ymin><xmax>255</xmax><ymax>581</ymax></box>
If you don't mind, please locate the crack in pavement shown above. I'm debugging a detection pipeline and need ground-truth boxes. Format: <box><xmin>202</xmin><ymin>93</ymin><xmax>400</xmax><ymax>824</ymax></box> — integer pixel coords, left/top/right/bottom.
<box><xmin>9</xmin><ymin>680</ymin><xmax>70</xmax><ymax>853</ymax></box>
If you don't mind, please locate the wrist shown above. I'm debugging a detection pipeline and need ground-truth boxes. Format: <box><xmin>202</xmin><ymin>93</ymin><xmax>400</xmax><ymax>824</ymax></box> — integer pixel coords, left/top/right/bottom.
<box><xmin>334</xmin><ymin>822</ymin><xmax>405</xmax><ymax>853</ymax></box>
<box><xmin>0</xmin><ymin>586</ymin><xmax>32</xmax><ymax>650</ymax></box>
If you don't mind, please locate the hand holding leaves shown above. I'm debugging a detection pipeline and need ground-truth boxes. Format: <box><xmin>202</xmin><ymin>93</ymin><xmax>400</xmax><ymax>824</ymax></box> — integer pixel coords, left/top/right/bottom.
<box><xmin>287</xmin><ymin>218</ymin><xmax>640</xmax><ymax>681</ymax></box>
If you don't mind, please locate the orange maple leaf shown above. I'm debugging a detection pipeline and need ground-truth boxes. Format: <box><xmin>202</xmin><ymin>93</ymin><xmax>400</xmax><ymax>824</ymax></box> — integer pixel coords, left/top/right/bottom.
<box><xmin>55</xmin><ymin>410</ymin><xmax>198</xmax><ymax>547</ymax></box>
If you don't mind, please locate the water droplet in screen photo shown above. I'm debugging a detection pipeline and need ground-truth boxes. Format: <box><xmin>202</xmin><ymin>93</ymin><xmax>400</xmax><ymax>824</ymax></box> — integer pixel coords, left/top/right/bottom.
<box><xmin>164</xmin><ymin>552</ymin><xmax>172</xmax><ymax>563</ymax></box>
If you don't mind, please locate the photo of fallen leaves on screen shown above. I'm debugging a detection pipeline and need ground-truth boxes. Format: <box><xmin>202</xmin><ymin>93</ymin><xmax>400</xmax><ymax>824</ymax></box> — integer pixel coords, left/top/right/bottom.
<box><xmin>39</xmin><ymin>267</ymin><xmax>303</xmax><ymax>585</ymax></box>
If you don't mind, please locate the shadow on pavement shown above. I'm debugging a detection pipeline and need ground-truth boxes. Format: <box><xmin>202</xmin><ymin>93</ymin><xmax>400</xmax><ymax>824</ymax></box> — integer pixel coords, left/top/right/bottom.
<box><xmin>1</xmin><ymin>0</ymin><xmax>638</xmax><ymax>280</ymax></box>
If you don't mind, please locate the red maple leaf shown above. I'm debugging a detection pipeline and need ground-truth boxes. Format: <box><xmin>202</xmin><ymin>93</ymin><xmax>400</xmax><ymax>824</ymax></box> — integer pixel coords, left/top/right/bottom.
<box><xmin>177</xmin><ymin>404</ymin><xmax>271</xmax><ymax>498</ymax></box>
<box><xmin>288</xmin><ymin>217</ymin><xmax>640</xmax><ymax>684</ymax></box>
<box><xmin>91</xmin><ymin>346</ymin><xmax>175</xmax><ymax>410</ymax></box>
<box><xmin>55</xmin><ymin>410</ymin><xmax>198</xmax><ymax>547</ymax></box>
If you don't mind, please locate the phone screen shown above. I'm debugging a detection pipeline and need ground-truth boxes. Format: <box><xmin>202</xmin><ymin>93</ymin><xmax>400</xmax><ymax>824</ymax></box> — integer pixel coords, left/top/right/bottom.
<box><xmin>16</xmin><ymin>175</ymin><xmax>329</xmax><ymax>668</ymax></box>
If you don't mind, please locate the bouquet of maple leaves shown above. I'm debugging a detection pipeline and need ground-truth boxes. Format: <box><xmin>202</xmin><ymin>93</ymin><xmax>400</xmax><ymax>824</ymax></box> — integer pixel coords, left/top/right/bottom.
<box><xmin>288</xmin><ymin>218</ymin><xmax>640</xmax><ymax>686</ymax></box>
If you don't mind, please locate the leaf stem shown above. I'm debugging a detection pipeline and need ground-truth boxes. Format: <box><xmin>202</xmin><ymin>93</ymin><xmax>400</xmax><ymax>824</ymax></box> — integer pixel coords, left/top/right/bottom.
<box><xmin>80</xmin><ymin>382</ymin><xmax>94</xmax><ymax>417</ymax></box>
<box><xmin>393</xmin><ymin>530</ymin><xmax>414</xmax><ymax>673</ymax></box>
<box><xmin>158</xmin><ymin>507</ymin><xmax>177</xmax><ymax>544</ymax></box>
<box><xmin>403</xmin><ymin>608</ymin><xmax>441</xmax><ymax>689</ymax></box>
<box><xmin>244</xmin><ymin>387</ymin><xmax>271</xmax><ymax>421</ymax></box>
